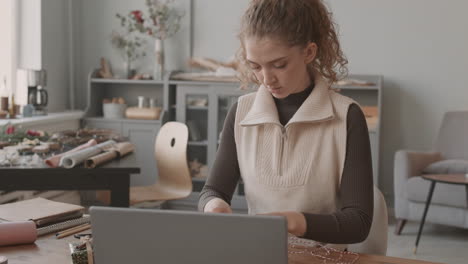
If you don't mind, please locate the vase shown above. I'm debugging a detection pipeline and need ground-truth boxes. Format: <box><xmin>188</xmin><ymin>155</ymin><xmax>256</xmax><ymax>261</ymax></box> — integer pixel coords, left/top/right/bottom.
<box><xmin>124</xmin><ymin>60</ymin><xmax>131</xmax><ymax>79</ymax></box>
<box><xmin>153</xmin><ymin>38</ymin><xmax>165</xmax><ymax>80</ymax></box>
<box><xmin>123</xmin><ymin>57</ymin><xmax>135</xmax><ymax>79</ymax></box>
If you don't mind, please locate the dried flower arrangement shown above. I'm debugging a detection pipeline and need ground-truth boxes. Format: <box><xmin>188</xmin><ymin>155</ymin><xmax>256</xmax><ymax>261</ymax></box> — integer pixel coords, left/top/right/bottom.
<box><xmin>131</xmin><ymin>0</ymin><xmax>184</xmax><ymax>40</ymax></box>
<box><xmin>112</xmin><ymin>0</ymin><xmax>185</xmax><ymax>79</ymax></box>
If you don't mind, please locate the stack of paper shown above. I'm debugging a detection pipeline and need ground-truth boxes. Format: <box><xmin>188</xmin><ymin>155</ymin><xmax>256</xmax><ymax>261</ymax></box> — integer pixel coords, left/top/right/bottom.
<box><xmin>0</xmin><ymin>197</ymin><xmax>85</xmax><ymax>227</ymax></box>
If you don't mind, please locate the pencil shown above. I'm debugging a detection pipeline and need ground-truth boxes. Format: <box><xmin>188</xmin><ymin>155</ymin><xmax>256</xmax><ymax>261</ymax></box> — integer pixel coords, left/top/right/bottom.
<box><xmin>55</xmin><ymin>223</ymin><xmax>89</xmax><ymax>236</ymax></box>
<box><xmin>56</xmin><ymin>223</ymin><xmax>92</xmax><ymax>239</ymax></box>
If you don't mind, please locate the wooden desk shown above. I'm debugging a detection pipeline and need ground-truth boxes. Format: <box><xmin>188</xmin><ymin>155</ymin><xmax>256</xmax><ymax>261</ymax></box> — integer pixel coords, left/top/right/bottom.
<box><xmin>291</xmin><ymin>252</ymin><xmax>443</xmax><ymax>264</ymax></box>
<box><xmin>0</xmin><ymin>155</ymin><xmax>140</xmax><ymax>207</ymax></box>
<box><xmin>0</xmin><ymin>234</ymin><xmax>444</xmax><ymax>264</ymax></box>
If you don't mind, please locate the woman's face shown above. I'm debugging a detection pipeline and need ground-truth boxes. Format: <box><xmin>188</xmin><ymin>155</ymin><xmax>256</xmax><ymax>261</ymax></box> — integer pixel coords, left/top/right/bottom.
<box><xmin>244</xmin><ymin>36</ymin><xmax>317</xmax><ymax>99</ymax></box>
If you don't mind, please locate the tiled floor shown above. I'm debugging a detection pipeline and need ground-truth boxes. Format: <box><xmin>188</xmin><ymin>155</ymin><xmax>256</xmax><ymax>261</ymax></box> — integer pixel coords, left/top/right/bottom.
<box><xmin>387</xmin><ymin>221</ymin><xmax>468</xmax><ymax>264</ymax></box>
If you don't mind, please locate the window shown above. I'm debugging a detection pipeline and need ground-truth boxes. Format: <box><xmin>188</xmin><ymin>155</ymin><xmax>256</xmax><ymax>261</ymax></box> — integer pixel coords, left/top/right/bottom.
<box><xmin>0</xmin><ymin>0</ymin><xmax>17</xmax><ymax>100</ymax></box>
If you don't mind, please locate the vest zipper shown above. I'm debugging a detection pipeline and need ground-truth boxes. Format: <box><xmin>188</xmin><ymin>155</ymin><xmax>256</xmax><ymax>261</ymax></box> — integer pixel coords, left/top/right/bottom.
<box><xmin>278</xmin><ymin>126</ymin><xmax>287</xmax><ymax>176</ymax></box>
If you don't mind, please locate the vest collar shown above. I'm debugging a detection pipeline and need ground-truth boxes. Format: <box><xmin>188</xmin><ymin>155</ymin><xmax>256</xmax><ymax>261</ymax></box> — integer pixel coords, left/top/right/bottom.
<box><xmin>240</xmin><ymin>76</ymin><xmax>335</xmax><ymax>127</ymax></box>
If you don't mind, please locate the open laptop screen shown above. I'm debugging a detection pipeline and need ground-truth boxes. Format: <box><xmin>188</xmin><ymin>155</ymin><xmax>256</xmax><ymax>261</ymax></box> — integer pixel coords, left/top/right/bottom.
<box><xmin>90</xmin><ymin>206</ymin><xmax>288</xmax><ymax>264</ymax></box>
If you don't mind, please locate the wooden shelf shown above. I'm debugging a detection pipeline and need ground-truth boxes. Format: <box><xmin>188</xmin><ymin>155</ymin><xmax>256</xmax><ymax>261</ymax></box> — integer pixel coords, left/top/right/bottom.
<box><xmin>90</xmin><ymin>78</ymin><xmax>165</xmax><ymax>85</ymax></box>
<box><xmin>332</xmin><ymin>85</ymin><xmax>380</xmax><ymax>91</ymax></box>
<box><xmin>169</xmin><ymin>79</ymin><xmax>241</xmax><ymax>86</ymax></box>
<box><xmin>85</xmin><ymin>117</ymin><xmax>161</xmax><ymax>125</ymax></box>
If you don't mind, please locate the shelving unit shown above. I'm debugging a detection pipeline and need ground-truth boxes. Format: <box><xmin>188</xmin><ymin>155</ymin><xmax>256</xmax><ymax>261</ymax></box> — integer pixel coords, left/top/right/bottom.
<box><xmin>83</xmin><ymin>70</ymin><xmax>175</xmax><ymax>187</ymax></box>
<box><xmin>83</xmin><ymin>70</ymin><xmax>383</xmax><ymax>194</ymax></box>
<box><xmin>174</xmin><ymin>74</ymin><xmax>383</xmax><ymax>187</ymax></box>
<box><xmin>85</xmin><ymin>117</ymin><xmax>161</xmax><ymax>124</ymax></box>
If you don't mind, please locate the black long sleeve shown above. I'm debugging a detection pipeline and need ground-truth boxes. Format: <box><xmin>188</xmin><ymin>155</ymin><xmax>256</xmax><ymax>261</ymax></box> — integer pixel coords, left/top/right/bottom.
<box><xmin>198</xmin><ymin>89</ymin><xmax>373</xmax><ymax>244</ymax></box>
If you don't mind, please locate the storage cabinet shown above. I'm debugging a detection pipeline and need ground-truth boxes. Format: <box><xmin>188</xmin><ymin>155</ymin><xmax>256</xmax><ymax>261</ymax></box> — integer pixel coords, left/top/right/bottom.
<box><xmin>173</xmin><ymin>82</ymin><xmax>247</xmax><ymax>191</ymax></box>
<box><xmin>122</xmin><ymin>122</ymin><xmax>160</xmax><ymax>186</ymax></box>
<box><xmin>83</xmin><ymin>71</ymin><xmax>382</xmax><ymax>196</ymax></box>
<box><xmin>176</xmin><ymin>85</ymin><xmax>210</xmax><ymax>167</ymax></box>
<box><xmin>83</xmin><ymin>70</ymin><xmax>173</xmax><ymax>187</ymax></box>
<box><xmin>82</xmin><ymin>118</ymin><xmax>161</xmax><ymax>187</ymax></box>
<box><xmin>172</xmin><ymin>74</ymin><xmax>383</xmax><ymax>187</ymax></box>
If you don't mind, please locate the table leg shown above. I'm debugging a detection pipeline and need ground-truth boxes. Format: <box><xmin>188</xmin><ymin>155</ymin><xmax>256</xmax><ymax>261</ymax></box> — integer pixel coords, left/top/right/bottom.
<box><xmin>414</xmin><ymin>180</ymin><xmax>436</xmax><ymax>254</ymax></box>
<box><xmin>110</xmin><ymin>174</ymin><xmax>130</xmax><ymax>207</ymax></box>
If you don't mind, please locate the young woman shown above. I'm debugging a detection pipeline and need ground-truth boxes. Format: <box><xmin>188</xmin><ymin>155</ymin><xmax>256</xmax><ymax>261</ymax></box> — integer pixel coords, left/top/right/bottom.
<box><xmin>199</xmin><ymin>0</ymin><xmax>373</xmax><ymax>245</ymax></box>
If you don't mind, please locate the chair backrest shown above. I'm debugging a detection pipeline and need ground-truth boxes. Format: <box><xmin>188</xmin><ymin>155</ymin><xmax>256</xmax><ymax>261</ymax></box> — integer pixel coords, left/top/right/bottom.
<box><xmin>436</xmin><ymin>111</ymin><xmax>468</xmax><ymax>160</ymax></box>
<box><xmin>154</xmin><ymin>122</ymin><xmax>192</xmax><ymax>194</ymax></box>
<box><xmin>348</xmin><ymin>186</ymin><xmax>388</xmax><ymax>255</ymax></box>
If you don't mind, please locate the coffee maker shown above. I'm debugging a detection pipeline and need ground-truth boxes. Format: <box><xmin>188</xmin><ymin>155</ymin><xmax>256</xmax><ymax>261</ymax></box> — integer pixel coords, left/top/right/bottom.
<box><xmin>26</xmin><ymin>69</ymin><xmax>48</xmax><ymax>116</ymax></box>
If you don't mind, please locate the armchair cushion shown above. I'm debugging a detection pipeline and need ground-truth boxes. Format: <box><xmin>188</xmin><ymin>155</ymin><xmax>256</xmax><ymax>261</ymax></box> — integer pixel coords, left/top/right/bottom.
<box><xmin>406</xmin><ymin>176</ymin><xmax>467</xmax><ymax>208</ymax></box>
<box><xmin>423</xmin><ymin>159</ymin><xmax>468</xmax><ymax>174</ymax></box>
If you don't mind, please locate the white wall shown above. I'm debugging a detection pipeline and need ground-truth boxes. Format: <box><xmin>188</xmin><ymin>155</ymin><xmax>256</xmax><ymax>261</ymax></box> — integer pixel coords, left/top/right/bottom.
<box><xmin>18</xmin><ymin>0</ymin><xmax>41</xmax><ymax>70</ymax></box>
<box><xmin>192</xmin><ymin>0</ymin><xmax>249</xmax><ymax>60</ymax></box>
<box><xmin>16</xmin><ymin>0</ymin><xmax>70</xmax><ymax>111</ymax></box>
<box><xmin>16</xmin><ymin>0</ymin><xmax>43</xmax><ymax>106</ymax></box>
<box><xmin>190</xmin><ymin>0</ymin><xmax>468</xmax><ymax>202</ymax></box>
<box><xmin>327</xmin><ymin>0</ymin><xmax>468</xmax><ymax>202</ymax></box>
<box><xmin>41</xmin><ymin>0</ymin><xmax>70</xmax><ymax>112</ymax></box>
<box><xmin>72</xmin><ymin>0</ymin><xmax>468</xmax><ymax>202</ymax></box>
<box><xmin>73</xmin><ymin>0</ymin><xmax>191</xmax><ymax>109</ymax></box>
<box><xmin>0</xmin><ymin>0</ymin><xmax>13</xmax><ymax>97</ymax></box>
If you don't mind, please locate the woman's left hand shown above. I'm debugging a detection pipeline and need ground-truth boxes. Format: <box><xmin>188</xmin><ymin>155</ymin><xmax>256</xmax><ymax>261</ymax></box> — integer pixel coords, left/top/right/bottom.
<box><xmin>261</xmin><ymin>211</ymin><xmax>307</xmax><ymax>237</ymax></box>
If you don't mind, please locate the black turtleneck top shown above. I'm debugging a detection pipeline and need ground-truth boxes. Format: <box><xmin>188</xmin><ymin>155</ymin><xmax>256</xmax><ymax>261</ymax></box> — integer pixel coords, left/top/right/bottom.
<box><xmin>198</xmin><ymin>84</ymin><xmax>374</xmax><ymax>244</ymax></box>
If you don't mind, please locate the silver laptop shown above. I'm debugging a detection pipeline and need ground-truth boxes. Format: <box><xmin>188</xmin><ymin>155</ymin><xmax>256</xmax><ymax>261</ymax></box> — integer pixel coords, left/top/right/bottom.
<box><xmin>90</xmin><ymin>206</ymin><xmax>288</xmax><ymax>264</ymax></box>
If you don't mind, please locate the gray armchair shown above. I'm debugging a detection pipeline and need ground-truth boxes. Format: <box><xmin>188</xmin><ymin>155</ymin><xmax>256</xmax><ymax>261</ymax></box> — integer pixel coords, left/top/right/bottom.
<box><xmin>394</xmin><ymin>111</ymin><xmax>468</xmax><ymax>234</ymax></box>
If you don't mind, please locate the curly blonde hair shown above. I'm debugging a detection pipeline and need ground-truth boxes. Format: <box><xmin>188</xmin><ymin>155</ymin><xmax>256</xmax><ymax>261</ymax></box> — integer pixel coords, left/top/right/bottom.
<box><xmin>236</xmin><ymin>0</ymin><xmax>348</xmax><ymax>88</ymax></box>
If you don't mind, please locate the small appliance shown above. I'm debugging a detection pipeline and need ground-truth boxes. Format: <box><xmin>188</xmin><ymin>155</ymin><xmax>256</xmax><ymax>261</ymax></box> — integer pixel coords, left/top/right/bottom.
<box><xmin>26</xmin><ymin>69</ymin><xmax>48</xmax><ymax>116</ymax></box>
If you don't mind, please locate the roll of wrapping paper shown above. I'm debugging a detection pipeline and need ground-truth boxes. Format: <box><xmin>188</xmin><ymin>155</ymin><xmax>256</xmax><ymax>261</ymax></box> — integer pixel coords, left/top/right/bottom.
<box><xmin>84</xmin><ymin>142</ymin><xmax>135</xmax><ymax>168</ymax></box>
<box><xmin>0</xmin><ymin>221</ymin><xmax>37</xmax><ymax>247</ymax></box>
<box><xmin>125</xmin><ymin>107</ymin><xmax>162</xmax><ymax>120</ymax></box>
<box><xmin>59</xmin><ymin>140</ymin><xmax>116</xmax><ymax>168</ymax></box>
<box><xmin>45</xmin><ymin>139</ymin><xmax>97</xmax><ymax>168</ymax></box>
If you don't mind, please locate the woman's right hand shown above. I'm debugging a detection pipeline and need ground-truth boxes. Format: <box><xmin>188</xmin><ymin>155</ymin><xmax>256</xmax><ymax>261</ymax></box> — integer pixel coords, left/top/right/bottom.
<box><xmin>203</xmin><ymin>198</ymin><xmax>233</xmax><ymax>214</ymax></box>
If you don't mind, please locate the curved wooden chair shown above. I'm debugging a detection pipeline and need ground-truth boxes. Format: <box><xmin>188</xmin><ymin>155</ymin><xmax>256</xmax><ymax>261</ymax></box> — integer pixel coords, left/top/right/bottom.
<box><xmin>348</xmin><ymin>186</ymin><xmax>388</xmax><ymax>255</ymax></box>
<box><xmin>129</xmin><ymin>121</ymin><xmax>192</xmax><ymax>207</ymax></box>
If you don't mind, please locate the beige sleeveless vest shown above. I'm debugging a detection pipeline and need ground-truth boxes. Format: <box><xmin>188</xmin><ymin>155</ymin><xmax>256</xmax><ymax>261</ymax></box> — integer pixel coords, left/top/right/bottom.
<box><xmin>234</xmin><ymin>76</ymin><xmax>355</xmax><ymax>216</ymax></box>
